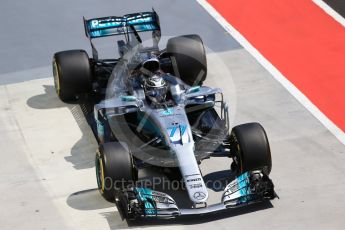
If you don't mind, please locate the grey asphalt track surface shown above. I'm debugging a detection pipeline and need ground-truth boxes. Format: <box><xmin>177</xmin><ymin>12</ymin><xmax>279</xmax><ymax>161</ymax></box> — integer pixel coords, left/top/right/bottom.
<box><xmin>0</xmin><ymin>0</ymin><xmax>239</xmax><ymax>77</ymax></box>
<box><xmin>1</xmin><ymin>1</ymin><xmax>345</xmax><ymax>230</ymax></box>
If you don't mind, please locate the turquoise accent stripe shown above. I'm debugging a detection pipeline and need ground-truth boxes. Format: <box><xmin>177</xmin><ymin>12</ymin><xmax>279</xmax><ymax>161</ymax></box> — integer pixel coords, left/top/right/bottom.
<box><xmin>135</xmin><ymin>188</ymin><xmax>157</xmax><ymax>215</ymax></box>
<box><xmin>238</xmin><ymin>172</ymin><xmax>249</xmax><ymax>190</ymax></box>
<box><xmin>167</xmin><ymin>125</ymin><xmax>187</xmax><ymax>137</ymax></box>
<box><xmin>168</xmin><ymin>127</ymin><xmax>177</xmax><ymax>137</ymax></box>
<box><xmin>237</xmin><ymin>172</ymin><xmax>251</xmax><ymax>203</ymax></box>
<box><xmin>180</xmin><ymin>125</ymin><xmax>187</xmax><ymax>136</ymax></box>
<box><xmin>161</xmin><ymin>108</ymin><xmax>174</xmax><ymax>115</ymax></box>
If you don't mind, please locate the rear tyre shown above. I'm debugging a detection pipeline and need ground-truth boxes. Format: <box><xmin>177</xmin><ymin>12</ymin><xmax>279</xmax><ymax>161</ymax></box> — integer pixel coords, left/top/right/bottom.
<box><xmin>230</xmin><ymin>123</ymin><xmax>272</xmax><ymax>175</ymax></box>
<box><xmin>52</xmin><ymin>50</ymin><xmax>92</xmax><ymax>102</ymax></box>
<box><xmin>95</xmin><ymin>142</ymin><xmax>138</xmax><ymax>202</ymax></box>
<box><xmin>166</xmin><ymin>34</ymin><xmax>207</xmax><ymax>86</ymax></box>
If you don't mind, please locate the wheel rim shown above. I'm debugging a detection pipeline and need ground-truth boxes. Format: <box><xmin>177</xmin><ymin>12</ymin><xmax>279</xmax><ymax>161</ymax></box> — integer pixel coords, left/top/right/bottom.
<box><xmin>52</xmin><ymin>60</ymin><xmax>61</xmax><ymax>95</ymax></box>
<box><xmin>235</xmin><ymin>143</ymin><xmax>243</xmax><ymax>173</ymax></box>
<box><xmin>95</xmin><ymin>154</ymin><xmax>105</xmax><ymax>193</ymax></box>
<box><xmin>231</xmin><ymin>134</ymin><xmax>243</xmax><ymax>174</ymax></box>
<box><xmin>129</xmin><ymin>152</ymin><xmax>137</xmax><ymax>182</ymax></box>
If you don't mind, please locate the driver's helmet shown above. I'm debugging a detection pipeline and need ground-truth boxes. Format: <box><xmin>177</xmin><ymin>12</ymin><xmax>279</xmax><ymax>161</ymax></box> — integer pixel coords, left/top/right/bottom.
<box><xmin>142</xmin><ymin>58</ymin><xmax>160</xmax><ymax>73</ymax></box>
<box><xmin>144</xmin><ymin>74</ymin><xmax>168</xmax><ymax>103</ymax></box>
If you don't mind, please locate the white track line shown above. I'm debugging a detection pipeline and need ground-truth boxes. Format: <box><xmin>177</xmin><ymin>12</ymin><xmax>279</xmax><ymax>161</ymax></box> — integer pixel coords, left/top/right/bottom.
<box><xmin>312</xmin><ymin>0</ymin><xmax>345</xmax><ymax>27</ymax></box>
<box><xmin>196</xmin><ymin>0</ymin><xmax>345</xmax><ymax>145</ymax></box>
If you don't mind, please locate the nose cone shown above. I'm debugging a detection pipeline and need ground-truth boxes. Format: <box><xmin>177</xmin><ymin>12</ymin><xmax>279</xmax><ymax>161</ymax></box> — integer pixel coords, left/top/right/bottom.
<box><xmin>171</xmin><ymin>143</ymin><xmax>209</xmax><ymax>204</ymax></box>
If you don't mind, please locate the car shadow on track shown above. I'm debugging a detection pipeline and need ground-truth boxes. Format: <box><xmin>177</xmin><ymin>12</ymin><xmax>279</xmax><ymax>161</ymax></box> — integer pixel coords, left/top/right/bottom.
<box><xmin>204</xmin><ymin>170</ymin><xmax>235</xmax><ymax>192</ymax></box>
<box><xmin>66</xmin><ymin>189</ymin><xmax>129</xmax><ymax>229</ymax></box>
<box><xmin>27</xmin><ymin>85</ymin><xmax>97</xmax><ymax>170</ymax></box>
<box><xmin>126</xmin><ymin>201</ymin><xmax>273</xmax><ymax>228</ymax></box>
<box><xmin>67</xmin><ymin>188</ymin><xmax>113</xmax><ymax>210</ymax></box>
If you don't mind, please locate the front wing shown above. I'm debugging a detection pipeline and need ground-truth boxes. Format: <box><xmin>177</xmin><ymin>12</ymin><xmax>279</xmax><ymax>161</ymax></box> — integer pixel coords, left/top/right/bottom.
<box><xmin>115</xmin><ymin>171</ymin><xmax>277</xmax><ymax>220</ymax></box>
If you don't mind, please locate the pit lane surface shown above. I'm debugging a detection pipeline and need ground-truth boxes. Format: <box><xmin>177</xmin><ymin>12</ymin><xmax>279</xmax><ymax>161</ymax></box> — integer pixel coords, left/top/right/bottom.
<box><xmin>204</xmin><ymin>0</ymin><xmax>345</xmax><ymax>138</ymax></box>
<box><xmin>1</xmin><ymin>1</ymin><xmax>345</xmax><ymax>229</ymax></box>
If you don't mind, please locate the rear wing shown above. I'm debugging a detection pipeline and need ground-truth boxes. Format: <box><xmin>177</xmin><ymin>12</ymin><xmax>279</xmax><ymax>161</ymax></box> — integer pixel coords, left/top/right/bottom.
<box><xmin>83</xmin><ymin>11</ymin><xmax>160</xmax><ymax>39</ymax></box>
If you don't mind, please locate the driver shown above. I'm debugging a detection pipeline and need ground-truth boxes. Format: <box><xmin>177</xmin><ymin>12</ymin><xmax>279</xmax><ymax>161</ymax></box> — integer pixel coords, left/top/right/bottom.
<box><xmin>144</xmin><ymin>73</ymin><xmax>168</xmax><ymax>104</ymax></box>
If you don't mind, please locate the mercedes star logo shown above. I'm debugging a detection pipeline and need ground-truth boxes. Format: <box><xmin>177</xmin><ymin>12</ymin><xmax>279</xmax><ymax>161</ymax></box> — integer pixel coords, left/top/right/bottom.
<box><xmin>193</xmin><ymin>192</ymin><xmax>206</xmax><ymax>200</ymax></box>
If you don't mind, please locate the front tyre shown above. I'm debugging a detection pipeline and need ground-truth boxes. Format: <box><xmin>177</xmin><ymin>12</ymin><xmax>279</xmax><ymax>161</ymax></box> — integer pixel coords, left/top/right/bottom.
<box><xmin>230</xmin><ymin>123</ymin><xmax>272</xmax><ymax>175</ymax></box>
<box><xmin>95</xmin><ymin>142</ymin><xmax>138</xmax><ymax>202</ymax></box>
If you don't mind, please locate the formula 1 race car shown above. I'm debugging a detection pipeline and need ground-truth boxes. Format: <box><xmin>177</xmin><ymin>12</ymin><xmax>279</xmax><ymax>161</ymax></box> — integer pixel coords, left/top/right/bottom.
<box><xmin>53</xmin><ymin>10</ymin><xmax>277</xmax><ymax>220</ymax></box>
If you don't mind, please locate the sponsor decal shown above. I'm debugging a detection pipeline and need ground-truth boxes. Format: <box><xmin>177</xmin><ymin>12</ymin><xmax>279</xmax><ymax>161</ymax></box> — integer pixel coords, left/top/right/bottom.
<box><xmin>185</xmin><ymin>174</ymin><xmax>200</xmax><ymax>178</ymax></box>
<box><xmin>189</xmin><ymin>183</ymin><xmax>203</xmax><ymax>189</ymax></box>
<box><xmin>193</xmin><ymin>192</ymin><xmax>206</xmax><ymax>200</ymax></box>
<box><xmin>187</xmin><ymin>178</ymin><xmax>201</xmax><ymax>183</ymax></box>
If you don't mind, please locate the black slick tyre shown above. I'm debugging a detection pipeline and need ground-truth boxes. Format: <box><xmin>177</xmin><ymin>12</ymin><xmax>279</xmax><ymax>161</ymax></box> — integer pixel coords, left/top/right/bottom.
<box><xmin>230</xmin><ymin>122</ymin><xmax>272</xmax><ymax>175</ymax></box>
<box><xmin>166</xmin><ymin>34</ymin><xmax>207</xmax><ymax>86</ymax></box>
<box><xmin>52</xmin><ymin>50</ymin><xmax>92</xmax><ymax>102</ymax></box>
<box><xmin>95</xmin><ymin>142</ymin><xmax>137</xmax><ymax>202</ymax></box>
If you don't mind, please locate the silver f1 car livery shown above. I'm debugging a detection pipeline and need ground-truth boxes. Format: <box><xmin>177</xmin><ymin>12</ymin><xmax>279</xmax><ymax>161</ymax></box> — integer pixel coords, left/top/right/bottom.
<box><xmin>52</xmin><ymin>10</ymin><xmax>277</xmax><ymax>220</ymax></box>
